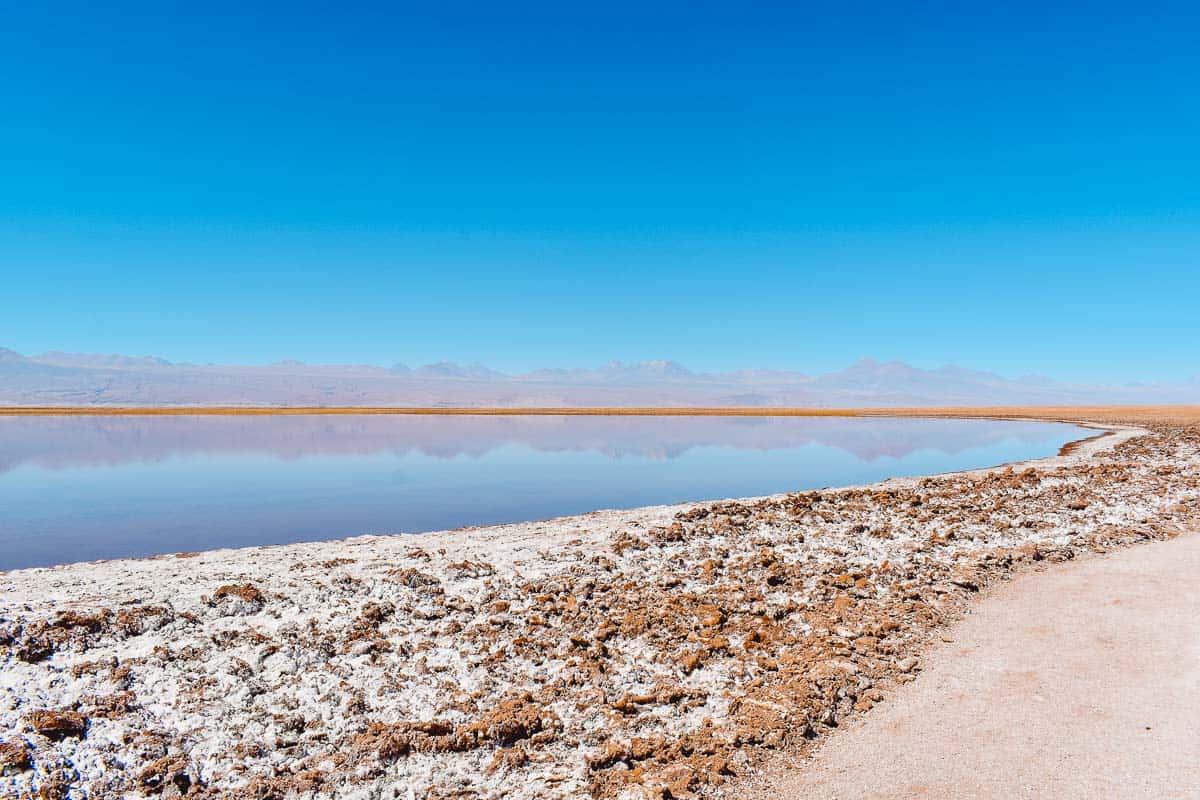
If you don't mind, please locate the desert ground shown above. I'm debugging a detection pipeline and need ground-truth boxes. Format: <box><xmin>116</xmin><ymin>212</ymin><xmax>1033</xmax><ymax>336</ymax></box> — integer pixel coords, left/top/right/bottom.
<box><xmin>0</xmin><ymin>406</ymin><xmax>1197</xmax><ymax>799</ymax></box>
<box><xmin>739</xmin><ymin>529</ymin><xmax>1200</xmax><ymax>799</ymax></box>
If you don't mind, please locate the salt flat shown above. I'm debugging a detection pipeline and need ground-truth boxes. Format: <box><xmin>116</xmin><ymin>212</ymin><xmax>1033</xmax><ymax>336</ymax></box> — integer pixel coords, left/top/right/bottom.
<box><xmin>1</xmin><ymin>413</ymin><xmax>1198</xmax><ymax>799</ymax></box>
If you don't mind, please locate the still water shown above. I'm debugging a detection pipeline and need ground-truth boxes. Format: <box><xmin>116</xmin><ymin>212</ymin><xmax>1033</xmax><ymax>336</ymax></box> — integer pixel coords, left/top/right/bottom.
<box><xmin>0</xmin><ymin>415</ymin><xmax>1088</xmax><ymax>569</ymax></box>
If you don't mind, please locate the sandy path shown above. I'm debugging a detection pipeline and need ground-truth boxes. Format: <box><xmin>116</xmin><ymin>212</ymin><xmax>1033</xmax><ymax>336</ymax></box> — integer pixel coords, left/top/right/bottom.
<box><xmin>741</xmin><ymin>532</ymin><xmax>1200</xmax><ymax>799</ymax></box>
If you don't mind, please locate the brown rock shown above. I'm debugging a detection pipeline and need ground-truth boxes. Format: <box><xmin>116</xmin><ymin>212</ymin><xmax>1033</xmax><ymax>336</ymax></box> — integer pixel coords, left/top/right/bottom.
<box><xmin>389</xmin><ymin>566</ymin><xmax>442</xmax><ymax>588</ymax></box>
<box><xmin>661</xmin><ymin>762</ymin><xmax>698</xmax><ymax>797</ymax></box>
<box><xmin>487</xmin><ymin>746</ymin><xmax>528</xmax><ymax>773</ymax></box>
<box><xmin>853</xmin><ymin>636</ymin><xmax>880</xmax><ymax>652</ymax></box>
<box><xmin>25</xmin><ymin>709</ymin><xmax>88</xmax><ymax>740</ymax></box>
<box><xmin>704</xmin><ymin>635</ymin><xmax>731</xmax><ymax>653</ymax></box>
<box><xmin>1043</xmin><ymin>547</ymin><xmax>1076</xmax><ymax>563</ymax></box>
<box><xmin>696</xmin><ymin>605</ymin><xmax>724</xmax><ymax>628</ymax></box>
<box><xmin>137</xmin><ymin>755</ymin><xmax>192</xmax><ymax>795</ymax></box>
<box><xmin>86</xmin><ymin>691</ymin><xmax>138</xmax><ymax>719</ymax></box>
<box><xmin>53</xmin><ymin>609</ymin><xmax>111</xmax><ymax>633</ymax></box>
<box><xmin>949</xmin><ymin>569</ymin><xmax>980</xmax><ymax>591</ymax></box>
<box><xmin>212</xmin><ymin>583</ymin><xmax>264</xmax><ymax>604</ymax></box>
<box><xmin>0</xmin><ymin>740</ymin><xmax>31</xmax><ymax>773</ymax></box>
<box><xmin>466</xmin><ymin>692</ymin><xmax>558</xmax><ymax>746</ymax></box>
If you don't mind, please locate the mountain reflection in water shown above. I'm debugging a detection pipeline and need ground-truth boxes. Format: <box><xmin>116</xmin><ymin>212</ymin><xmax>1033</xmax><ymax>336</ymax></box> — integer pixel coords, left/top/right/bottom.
<box><xmin>0</xmin><ymin>415</ymin><xmax>1080</xmax><ymax>470</ymax></box>
<box><xmin>0</xmin><ymin>415</ymin><xmax>1088</xmax><ymax>569</ymax></box>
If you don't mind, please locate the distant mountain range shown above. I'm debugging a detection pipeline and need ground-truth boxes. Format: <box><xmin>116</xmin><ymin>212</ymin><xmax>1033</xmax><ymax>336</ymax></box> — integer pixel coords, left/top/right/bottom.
<box><xmin>1</xmin><ymin>347</ymin><xmax>1197</xmax><ymax>407</ymax></box>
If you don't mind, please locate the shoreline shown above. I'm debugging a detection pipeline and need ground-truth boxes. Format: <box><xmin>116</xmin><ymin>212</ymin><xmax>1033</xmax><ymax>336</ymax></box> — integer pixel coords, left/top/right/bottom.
<box><xmin>0</xmin><ymin>418</ymin><xmax>1110</xmax><ymax>577</ymax></box>
<box><xmin>1</xmin><ymin>411</ymin><xmax>1197</xmax><ymax>799</ymax></box>
<box><xmin>0</xmin><ymin>406</ymin><xmax>976</xmax><ymax>417</ymax></box>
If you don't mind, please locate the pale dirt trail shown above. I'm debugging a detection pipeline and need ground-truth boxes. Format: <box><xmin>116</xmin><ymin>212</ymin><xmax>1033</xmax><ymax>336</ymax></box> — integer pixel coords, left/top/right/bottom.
<box><xmin>741</xmin><ymin>532</ymin><xmax>1200</xmax><ymax>800</ymax></box>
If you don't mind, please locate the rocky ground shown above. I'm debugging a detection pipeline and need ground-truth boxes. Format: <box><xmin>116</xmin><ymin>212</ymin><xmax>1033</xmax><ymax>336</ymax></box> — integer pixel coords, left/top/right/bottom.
<box><xmin>2</xmin><ymin>417</ymin><xmax>1198</xmax><ymax>800</ymax></box>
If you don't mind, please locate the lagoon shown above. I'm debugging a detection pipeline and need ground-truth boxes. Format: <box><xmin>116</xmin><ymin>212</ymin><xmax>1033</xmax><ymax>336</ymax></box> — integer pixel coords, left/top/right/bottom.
<box><xmin>0</xmin><ymin>414</ymin><xmax>1088</xmax><ymax>569</ymax></box>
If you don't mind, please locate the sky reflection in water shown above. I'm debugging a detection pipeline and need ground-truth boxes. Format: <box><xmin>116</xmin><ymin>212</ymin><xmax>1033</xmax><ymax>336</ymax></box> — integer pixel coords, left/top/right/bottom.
<box><xmin>0</xmin><ymin>415</ymin><xmax>1088</xmax><ymax>569</ymax></box>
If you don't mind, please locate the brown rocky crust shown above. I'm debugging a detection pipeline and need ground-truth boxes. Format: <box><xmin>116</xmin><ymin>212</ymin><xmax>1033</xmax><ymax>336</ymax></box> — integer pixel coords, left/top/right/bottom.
<box><xmin>24</xmin><ymin>709</ymin><xmax>88</xmax><ymax>740</ymax></box>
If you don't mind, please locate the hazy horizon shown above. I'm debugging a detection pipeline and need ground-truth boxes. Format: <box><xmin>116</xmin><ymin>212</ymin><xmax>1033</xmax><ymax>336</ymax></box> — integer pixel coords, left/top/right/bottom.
<box><xmin>4</xmin><ymin>344</ymin><xmax>1200</xmax><ymax>385</ymax></box>
<box><xmin>3</xmin><ymin>344</ymin><xmax>1198</xmax><ymax>407</ymax></box>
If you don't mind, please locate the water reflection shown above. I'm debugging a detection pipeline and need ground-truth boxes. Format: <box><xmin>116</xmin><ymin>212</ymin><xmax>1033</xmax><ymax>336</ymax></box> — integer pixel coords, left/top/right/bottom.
<box><xmin>0</xmin><ymin>415</ymin><xmax>1076</xmax><ymax>471</ymax></box>
<box><xmin>0</xmin><ymin>415</ymin><xmax>1086</xmax><ymax>570</ymax></box>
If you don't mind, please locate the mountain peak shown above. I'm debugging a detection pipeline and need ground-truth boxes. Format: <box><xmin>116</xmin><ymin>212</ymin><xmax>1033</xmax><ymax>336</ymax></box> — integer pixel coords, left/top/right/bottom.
<box><xmin>35</xmin><ymin>351</ymin><xmax>173</xmax><ymax>369</ymax></box>
<box><xmin>598</xmin><ymin>360</ymin><xmax>692</xmax><ymax>377</ymax></box>
<box><xmin>413</xmin><ymin>362</ymin><xmax>505</xmax><ymax>380</ymax></box>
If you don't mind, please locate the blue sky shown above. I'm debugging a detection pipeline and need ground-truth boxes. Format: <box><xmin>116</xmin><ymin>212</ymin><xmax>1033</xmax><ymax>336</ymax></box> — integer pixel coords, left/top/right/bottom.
<box><xmin>2</xmin><ymin>2</ymin><xmax>1198</xmax><ymax>381</ymax></box>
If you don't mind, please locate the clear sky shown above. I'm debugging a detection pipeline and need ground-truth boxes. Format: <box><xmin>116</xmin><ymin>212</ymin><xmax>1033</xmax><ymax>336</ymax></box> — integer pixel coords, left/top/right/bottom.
<box><xmin>2</xmin><ymin>2</ymin><xmax>1198</xmax><ymax>381</ymax></box>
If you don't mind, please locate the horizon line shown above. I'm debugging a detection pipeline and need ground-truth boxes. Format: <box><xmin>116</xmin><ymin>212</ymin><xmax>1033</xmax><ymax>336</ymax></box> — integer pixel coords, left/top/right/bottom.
<box><xmin>3</xmin><ymin>405</ymin><xmax>1196</xmax><ymax>418</ymax></box>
